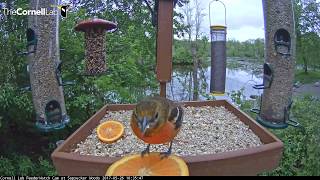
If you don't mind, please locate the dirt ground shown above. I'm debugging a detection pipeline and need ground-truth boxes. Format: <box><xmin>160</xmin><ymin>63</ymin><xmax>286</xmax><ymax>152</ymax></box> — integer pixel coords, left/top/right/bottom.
<box><xmin>293</xmin><ymin>83</ymin><xmax>320</xmax><ymax>98</ymax></box>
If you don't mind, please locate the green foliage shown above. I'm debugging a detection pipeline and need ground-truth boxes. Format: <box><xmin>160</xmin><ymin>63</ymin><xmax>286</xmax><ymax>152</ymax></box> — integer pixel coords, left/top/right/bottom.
<box><xmin>227</xmin><ymin>39</ymin><xmax>264</xmax><ymax>60</ymax></box>
<box><xmin>58</xmin><ymin>6</ymin><xmax>161</xmax><ymax>128</ymax></box>
<box><xmin>173</xmin><ymin>38</ymin><xmax>265</xmax><ymax>65</ymax></box>
<box><xmin>173</xmin><ymin>39</ymin><xmax>193</xmax><ymax>64</ymax></box>
<box><xmin>265</xmin><ymin>96</ymin><xmax>320</xmax><ymax>176</ymax></box>
<box><xmin>0</xmin><ymin>156</ymin><xmax>16</xmax><ymax>176</ymax></box>
<box><xmin>295</xmin><ymin>70</ymin><xmax>320</xmax><ymax>84</ymax></box>
<box><xmin>38</xmin><ymin>157</ymin><xmax>57</xmax><ymax>176</ymax></box>
<box><xmin>294</xmin><ymin>0</ymin><xmax>320</xmax><ymax>72</ymax></box>
<box><xmin>173</xmin><ymin>37</ymin><xmax>210</xmax><ymax>65</ymax></box>
<box><xmin>0</xmin><ymin>83</ymin><xmax>34</xmax><ymax>133</ymax></box>
<box><xmin>228</xmin><ymin>88</ymin><xmax>252</xmax><ymax>108</ymax></box>
<box><xmin>0</xmin><ymin>1</ymin><xmax>187</xmax><ymax>175</ymax></box>
<box><xmin>231</xmin><ymin>92</ymin><xmax>320</xmax><ymax>176</ymax></box>
<box><xmin>0</xmin><ymin>155</ymin><xmax>57</xmax><ymax>176</ymax></box>
<box><xmin>0</xmin><ymin>0</ymin><xmax>319</xmax><ymax>176</ymax></box>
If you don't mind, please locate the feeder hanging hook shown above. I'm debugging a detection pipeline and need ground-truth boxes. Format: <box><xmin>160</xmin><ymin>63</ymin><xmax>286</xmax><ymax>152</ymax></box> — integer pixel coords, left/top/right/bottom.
<box><xmin>209</xmin><ymin>0</ymin><xmax>227</xmax><ymax>27</ymax></box>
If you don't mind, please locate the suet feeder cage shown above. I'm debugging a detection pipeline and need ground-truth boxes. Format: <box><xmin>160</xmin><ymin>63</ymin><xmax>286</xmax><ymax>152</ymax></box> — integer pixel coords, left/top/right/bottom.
<box><xmin>75</xmin><ymin>18</ymin><xmax>117</xmax><ymax>76</ymax></box>
<box><xmin>209</xmin><ymin>0</ymin><xmax>227</xmax><ymax>96</ymax></box>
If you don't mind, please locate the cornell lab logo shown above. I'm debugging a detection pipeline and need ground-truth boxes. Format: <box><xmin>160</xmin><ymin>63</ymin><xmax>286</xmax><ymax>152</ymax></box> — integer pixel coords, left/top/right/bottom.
<box><xmin>51</xmin><ymin>5</ymin><xmax>70</xmax><ymax>18</ymax></box>
<box><xmin>1</xmin><ymin>4</ymin><xmax>70</xmax><ymax>17</ymax></box>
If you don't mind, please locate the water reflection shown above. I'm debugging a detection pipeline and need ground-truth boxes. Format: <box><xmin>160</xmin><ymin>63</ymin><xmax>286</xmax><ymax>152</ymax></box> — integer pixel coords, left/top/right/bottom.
<box><xmin>167</xmin><ymin>62</ymin><xmax>263</xmax><ymax>102</ymax></box>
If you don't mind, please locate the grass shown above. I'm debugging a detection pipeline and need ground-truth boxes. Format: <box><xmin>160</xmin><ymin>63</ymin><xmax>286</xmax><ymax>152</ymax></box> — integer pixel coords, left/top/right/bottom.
<box><xmin>295</xmin><ymin>70</ymin><xmax>320</xmax><ymax>84</ymax></box>
<box><xmin>229</xmin><ymin>88</ymin><xmax>320</xmax><ymax>175</ymax></box>
<box><xmin>262</xmin><ymin>96</ymin><xmax>320</xmax><ymax>176</ymax></box>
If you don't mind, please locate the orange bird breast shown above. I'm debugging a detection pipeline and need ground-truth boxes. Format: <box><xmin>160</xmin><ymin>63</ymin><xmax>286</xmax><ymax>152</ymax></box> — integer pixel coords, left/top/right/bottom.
<box><xmin>131</xmin><ymin>120</ymin><xmax>180</xmax><ymax>144</ymax></box>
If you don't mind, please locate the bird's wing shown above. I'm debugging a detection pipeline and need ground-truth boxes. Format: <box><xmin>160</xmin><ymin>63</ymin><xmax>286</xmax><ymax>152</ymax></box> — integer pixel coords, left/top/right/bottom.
<box><xmin>168</xmin><ymin>105</ymin><xmax>184</xmax><ymax>130</ymax></box>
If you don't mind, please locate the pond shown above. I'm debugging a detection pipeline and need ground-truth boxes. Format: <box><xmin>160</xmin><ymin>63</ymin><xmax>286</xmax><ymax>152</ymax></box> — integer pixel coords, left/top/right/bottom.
<box><xmin>166</xmin><ymin>58</ymin><xmax>264</xmax><ymax>102</ymax></box>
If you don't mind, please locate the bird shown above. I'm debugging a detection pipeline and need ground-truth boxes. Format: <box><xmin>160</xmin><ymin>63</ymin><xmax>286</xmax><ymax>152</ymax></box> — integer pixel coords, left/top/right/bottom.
<box><xmin>130</xmin><ymin>96</ymin><xmax>184</xmax><ymax>158</ymax></box>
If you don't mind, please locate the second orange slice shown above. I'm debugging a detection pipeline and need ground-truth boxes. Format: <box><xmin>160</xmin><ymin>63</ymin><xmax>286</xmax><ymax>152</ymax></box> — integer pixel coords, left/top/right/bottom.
<box><xmin>97</xmin><ymin>120</ymin><xmax>124</xmax><ymax>143</ymax></box>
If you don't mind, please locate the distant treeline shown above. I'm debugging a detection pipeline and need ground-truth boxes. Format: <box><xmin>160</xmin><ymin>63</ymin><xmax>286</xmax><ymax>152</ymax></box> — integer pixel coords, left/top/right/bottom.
<box><xmin>227</xmin><ymin>39</ymin><xmax>264</xmax><ymax>60</ymax></box>
<box><xmin>173</xmin><ymin>38</ymin><xmax>265</xmax><ymax>65</ymax></box>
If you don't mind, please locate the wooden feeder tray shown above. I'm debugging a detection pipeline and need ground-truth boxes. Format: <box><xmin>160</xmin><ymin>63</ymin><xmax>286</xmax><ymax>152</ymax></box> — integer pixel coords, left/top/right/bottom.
<box><xmin>51</xmin><ymin>100</ymin><xmax>283</xmax><ymax>176</ymax></box>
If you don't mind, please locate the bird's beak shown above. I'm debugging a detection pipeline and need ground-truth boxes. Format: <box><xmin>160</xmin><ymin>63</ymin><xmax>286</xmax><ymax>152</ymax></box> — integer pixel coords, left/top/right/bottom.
<box><xmin>141</xmin><ymin>117</ymin><xmax>149</xmax><ymax>135</ymax></box>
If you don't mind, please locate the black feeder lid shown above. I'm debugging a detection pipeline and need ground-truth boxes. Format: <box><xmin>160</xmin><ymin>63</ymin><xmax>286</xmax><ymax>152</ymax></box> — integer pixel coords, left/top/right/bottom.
<box><xmin>74</xmin><ymin>18</ymin><xmax>117</xmax><ymax>32</ymax></box>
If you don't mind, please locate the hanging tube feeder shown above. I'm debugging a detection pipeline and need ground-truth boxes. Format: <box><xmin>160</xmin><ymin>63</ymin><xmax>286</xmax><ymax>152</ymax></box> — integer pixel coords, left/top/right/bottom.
<box><xmin>256</xmin><ymin>0</ymin><xmax>299</xmax><ymax>129</ymax></box>
<box><xmin>75</xmin><ymin>18</ymin><xmax>117</xmax><ymax>75</ymax></box>
<box><xmin>209</xmin><ymin>0</ymin><xmax>227</xmax><ymax>96</ymax></box>
<box><xmin>27</xmin><ymin>0</ymin><xmax>69</xmax><ymax>132</ymax></box>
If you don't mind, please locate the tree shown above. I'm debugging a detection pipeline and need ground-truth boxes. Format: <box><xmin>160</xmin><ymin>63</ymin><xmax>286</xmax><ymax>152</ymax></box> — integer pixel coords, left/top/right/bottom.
<box><xmin>294</xmin><ymin>0</ymin><xmax>320</xmax><ymax>73</ymax></box>
<box><xmin>181</xmin><ymin>0</ymin><xmax>205</xmax><ymax>100</ymax></box>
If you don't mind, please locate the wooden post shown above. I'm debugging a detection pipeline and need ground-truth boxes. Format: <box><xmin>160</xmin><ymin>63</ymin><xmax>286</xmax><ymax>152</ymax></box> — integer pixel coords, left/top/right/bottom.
<box><xmin>156</xmin><ymin>0</ymin><xmax>174</xmax><ymax>97</ymax></box>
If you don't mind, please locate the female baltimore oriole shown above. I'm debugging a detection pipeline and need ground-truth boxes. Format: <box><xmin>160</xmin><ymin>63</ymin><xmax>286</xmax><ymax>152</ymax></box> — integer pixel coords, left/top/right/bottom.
<box><xmin>130</xmin><ymin>96</ymin><xmax>184</xmax><ymax>158</ymax></box>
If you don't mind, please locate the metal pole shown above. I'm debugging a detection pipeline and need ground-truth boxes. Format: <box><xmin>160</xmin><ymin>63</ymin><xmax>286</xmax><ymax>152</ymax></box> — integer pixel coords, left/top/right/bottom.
<box><xmin>160</xmin><ymin>82</ymin><xmax>167</xmax><ymax>97</ymax></box>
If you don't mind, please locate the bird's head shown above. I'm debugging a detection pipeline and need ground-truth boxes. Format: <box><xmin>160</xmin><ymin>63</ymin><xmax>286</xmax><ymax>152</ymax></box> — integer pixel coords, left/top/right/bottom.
<box><xmin>132</xmin><ymin>98</ymin><xmax>168</xmax><ymax>136</ymax></box>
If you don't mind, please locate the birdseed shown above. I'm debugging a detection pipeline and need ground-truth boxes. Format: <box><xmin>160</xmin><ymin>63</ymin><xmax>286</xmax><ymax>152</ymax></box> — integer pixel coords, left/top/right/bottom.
<box><xmin>84</xmin><ymin>29</ymin><xmax>107</xmax><ymax>75</ymax></box>
<box><xmin>73</xmin><ymin>106</ymin><xmax>263</xmax><ymax>157</ymax></box>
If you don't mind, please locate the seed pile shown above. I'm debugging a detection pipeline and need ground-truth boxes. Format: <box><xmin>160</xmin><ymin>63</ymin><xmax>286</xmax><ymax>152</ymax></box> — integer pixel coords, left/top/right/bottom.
<box><xmin>73</xmin><ymin>106</ymin><xmax>263</xmax><ymax>157</ymax></box>
<box><xmin>84</xmin><ymin>29</ymin><xmax>107</xmax><ymax>75</ymax></box>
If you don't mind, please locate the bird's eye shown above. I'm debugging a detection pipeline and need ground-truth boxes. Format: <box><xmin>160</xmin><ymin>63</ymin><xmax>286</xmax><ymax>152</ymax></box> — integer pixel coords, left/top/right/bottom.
<box><xmin>155</xmin><ymin>112</ymin><xmax>159</xmax><ymax>119</ymax></box>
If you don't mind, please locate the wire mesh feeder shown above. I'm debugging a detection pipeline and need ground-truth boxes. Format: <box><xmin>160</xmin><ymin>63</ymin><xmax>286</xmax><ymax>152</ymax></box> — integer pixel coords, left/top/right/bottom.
<box><xmin>75</xmin><ymin>18</ymin><xmax>117</xmax><ymax>76</ymax></box>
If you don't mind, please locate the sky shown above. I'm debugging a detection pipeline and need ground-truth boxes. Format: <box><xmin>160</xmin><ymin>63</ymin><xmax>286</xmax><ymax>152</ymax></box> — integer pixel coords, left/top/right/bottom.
<box><xmin>178</xmin><ymin>0</ymin><xmax>265</xmax><ymax>42</ymax></box>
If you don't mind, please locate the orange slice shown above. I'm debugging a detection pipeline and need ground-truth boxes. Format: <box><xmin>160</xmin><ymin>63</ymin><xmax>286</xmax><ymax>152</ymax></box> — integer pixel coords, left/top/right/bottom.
<box><xmin>97</xmin><ymin>120</ymin><xmax>124</xmax><ymax>143</ymax></box>
<box><xmin>106</xmin><ymin>153</ymin><xmax>189</xmax><ymax>176</ymax></box>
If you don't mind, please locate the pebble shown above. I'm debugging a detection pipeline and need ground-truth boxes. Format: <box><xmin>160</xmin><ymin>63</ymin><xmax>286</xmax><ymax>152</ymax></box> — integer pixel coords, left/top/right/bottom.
<box><xmin>73</xmin><ymin>106</ymin><xmax>263</xmax><ymax>157</ymax></box>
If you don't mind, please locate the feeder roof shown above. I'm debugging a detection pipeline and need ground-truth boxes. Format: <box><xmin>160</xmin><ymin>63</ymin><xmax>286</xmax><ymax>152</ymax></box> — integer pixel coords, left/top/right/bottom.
<box><xmin>75</xmin><ymin>18</ymin><xmax>117</xmax><ymax>32</ymax></box>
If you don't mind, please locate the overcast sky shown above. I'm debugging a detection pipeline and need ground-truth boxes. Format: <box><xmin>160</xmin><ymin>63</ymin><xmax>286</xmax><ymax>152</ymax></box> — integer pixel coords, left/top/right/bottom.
<box><xmin>178</xmin><ymin>0</ymin><xmax>265</xmax><ymax>42</ymax></box>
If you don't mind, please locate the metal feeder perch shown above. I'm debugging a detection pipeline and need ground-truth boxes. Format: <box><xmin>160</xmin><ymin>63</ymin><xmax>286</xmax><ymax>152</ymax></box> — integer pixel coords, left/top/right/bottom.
<box><xmin>209</xmin><ymin>0</ymin><xmax>227</xmax><ymax>96</ymax></box>
<box><xmin>75</xmin><ymin>18</ymin><xmax>117</xmax><ymax>76</ymax></box>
